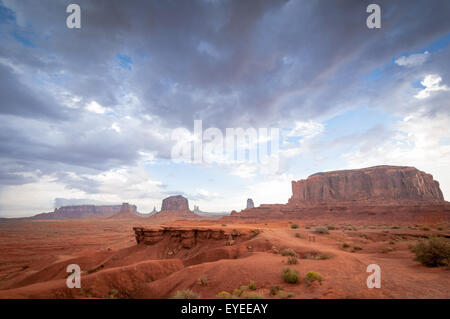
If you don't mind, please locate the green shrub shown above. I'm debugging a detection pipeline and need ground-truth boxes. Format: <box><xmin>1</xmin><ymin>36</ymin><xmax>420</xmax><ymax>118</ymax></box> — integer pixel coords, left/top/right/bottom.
<box><xmin>282</xmin><ymin>268</ymin><xmax>300</xmax><ymax>284</ymax></box>
<box><xmin>243</xmin><ymin>292</ymin><xmax>264</xmax><ymax>299</ymax></box>
<box><xmin>269</xmin><ymin>285</ymin><xmax>281</xmax><ymax>296</ymax></box>
<box><xmin>216</xmin><ymin>291</ymin><xmax>232</xmax><ymax>299</ymax></box>
<box><xmin>304</xmin><ymin>271</ymin><xmax>323</xmax><ymax>285</ymax></box>
<box><xmin>232</xmin><ymin>288</ymin><xmax>242</xmax><ymax>296</ymax></box>
<box><xmin>172</xmin><ymin>289</ymin><xmax>199</xmax><ymax>299</ymax></box>
<box><xmin>410</xmin><ymin>237</ymin><xmax>450</xmax><ymax>267</ymax></box>
<box><xmin>314</xmin><ymin>227</ymin><xmax>329</xmax><ymax>234</ymax></box>
<box><xmin>287</xmin><ymin>256</ymin><xmax>298</xmax><ymax>264</ymax></box>
<box><xmin>302</xmin><ymin>252</ymin><xmax>331</xmax><ymax>260</ymax></box>
<box><xmin>248</xmin><ymin>280</ymin><xmax>256</xmax><ymax>290</ymax></box>
<box><xmin>291</xmin><ymin>224</ymin><xmax>299</xmax><ymax>229</ymax></box>
<box><xmin>342</xmin><ymin>243</ymin><xmax>350</xmax><ymax>249</ymax></box>
<box><xmin>281</xmin><ymin>248</ymin><xmax>298</xmax><ymax>257</ymax></box>
<box><xmin>277</xmin><ymin>290</ymin><xmax>294</xmax><ymax>298</ymax></box>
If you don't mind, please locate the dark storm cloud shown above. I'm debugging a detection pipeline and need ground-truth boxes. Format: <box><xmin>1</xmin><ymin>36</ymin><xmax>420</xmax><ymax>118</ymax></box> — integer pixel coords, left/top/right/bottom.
<box><xmin>0</xmin><ymin>0</ymin><xmax>449</xmax><ymax>188</ymax></box>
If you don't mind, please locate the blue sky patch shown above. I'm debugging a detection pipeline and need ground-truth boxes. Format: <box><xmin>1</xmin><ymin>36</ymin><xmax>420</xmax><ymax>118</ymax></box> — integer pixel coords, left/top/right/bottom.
<box><xmin>117</xmin><ymin>53</ymin><xmax>133</xmax><ymax>70</ymax></box>
<box><xmin>0</xmin><ymin>3</ymin><xmax>15</xmax><ymax>24</ymax></box>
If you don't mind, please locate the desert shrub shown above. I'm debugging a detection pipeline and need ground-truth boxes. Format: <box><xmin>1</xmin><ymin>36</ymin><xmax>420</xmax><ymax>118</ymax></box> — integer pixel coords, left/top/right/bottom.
<box><xmin>291</xmin><ymin>224</ymin><xmax>299</xmax><ymax>229</ymax></box>
<box><xmin>295</xmin><ymin>232</ymin><xmax>301</xmax><ymax>238</ymax></box>
<box><xmin>172</xmin><ymin>289</ymin><xmax>199</xmax><ymax>299</ymax></box>
<box><xmin>221</xmin><ymin>224</ymin><xmax>227</xmax><ymax>226</ymax></box>
<box><xmin>304</xmin><ymin>271</ymin><xmax>323</xmax><ymax>285</ymax></box>
<box><xmin>232</xmin><ymin>288</ymin><xmax>242</xmax><ymax>296</ymax></box>
<box><xmin>360</xmin><ymin>234</ymin><xmax>368</xmax><ymax>239</ymax></box>
<box><xmin>305</xmin><ymin>226</ymin><xmax>311</xmax><ymax>229</ymax></box>
<box><xmin>342</xmin><ymin>243</ymin><xmax>350</xmax><ymax>249</ymax></box>
<box><xmin>281</xmin><ymin>248</ymin><xmax>298</xmax><ymax>257</ymax></box>
<box><xmin>282</xmin><ymin>268</ymin><xmax>300</xmax><ymax>284</ymax></box>
<box><xmin>216</xmin><ymin>291</ymin><xmax>232</xmax><ymax>299</ymax></box>
<box><xmin>248</xmin><ymin>280</ymin><xmax>257</xmax><ymax>290</ymax></box>
<box><xmin>437</xmin><ymin>227</ymin><xmax>444</xmax><ymax>231</ymax></box>
<box><xmin>352</xmin><ymin>246</ymin><xmax>362</xmax><ymax>252</ymax></box>
<box><xmin>243</xmin><ymin>292</ymin><xmax>264</xmax><ymax>299</ymax></box>
<box><xmin>302</xmin><ymin>252</ymin><xmax>331</xmax><ymax>260</ymax></box>
<box><xmin>327</xmin><ymin>225</ymin><xmax>336</xmax><ymax>230</ymax></box>
<box><xmin>287</xmin><ymin>256</ymin><xmax>298</xmax><ymax>264</ymax></box>
<box><xmin>198</xmin><ymin>274</ymin><xmax>208</xmax><ymax>286</ymax></box>
<box><xmin>277</xmin><ymin>290</ymin><xmax>294</xmax><ymax>298</ymax></box>
<box><xmin>381</xmin><ymin>247</ymin><xmax>394</xmax><ymax>253</ymax></box>
<box><xmin>410</xmin><ymin>237</ymin><xmax>450</xmax><ymax>267</ymax></box>
<box><xmin>314</xmin><ymin>227</ymin><xmax>329</xmax><ymax>234</ymax></box>
<box><xmin>421</xmin><ymin>227</ymin><xmax>430</xmax><ymax>231</ymax></box>
<box><xmin>389</xmin><ymin>240</ymin><xmax>395</xmax><ymax>245</ymax></box>
<box><xmin>269</xmin><ymin>285</ymin><xmax>281</xmax><ymax>296</ymax></box>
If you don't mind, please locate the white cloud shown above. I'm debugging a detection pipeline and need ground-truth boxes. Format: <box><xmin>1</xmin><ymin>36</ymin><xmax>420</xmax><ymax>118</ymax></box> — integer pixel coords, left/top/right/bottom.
<box><xmin>343</xmin><ymin>111</ymin><xmax>450</xmax><ymax>200</ymax></box>
<box><xmin>111</xmin><ymin>122</ymin><xmax>121</xmax><ymax>132</ymax></box>
<box><xmin>415</xmin><ymin>74</ymin><xmax>449</xmax><ymax>99</ymax></box>
<box><xmin>395</xmin><ymin>51</ymin><xmax>429</xmax><ymax>67</ymax></box>
<box><xmin>288</xmin><ymin>120</ymin><xmax>324</xmax><ymax>138</ymax></box>
<box><xmin>85</xmin><ymin>101</ymin><xmax>108</xmax><ymax>114</ymax></box>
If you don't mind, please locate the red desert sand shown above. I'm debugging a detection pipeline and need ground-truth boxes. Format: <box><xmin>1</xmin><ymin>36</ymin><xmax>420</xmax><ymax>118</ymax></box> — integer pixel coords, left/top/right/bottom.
<box><xmin>0</xmin><ymin>166</ymin><xmax>448</xmax><ymax>299</ymax></box>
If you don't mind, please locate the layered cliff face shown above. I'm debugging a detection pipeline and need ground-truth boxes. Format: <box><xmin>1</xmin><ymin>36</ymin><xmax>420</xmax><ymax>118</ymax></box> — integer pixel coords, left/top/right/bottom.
<box><xmin>133</xmin><ymin>226</ymin><xmax>260</xmax><ymax>249</ymax></box>
<box><xmin>289</xmin><ymin>166</ymin><xmax>444</xmax><ymax>205</ymax></box>
<box><xmin>32</xmin><ymin>203</ymin><xmax>137</xmax><ymax>220</ymax></box>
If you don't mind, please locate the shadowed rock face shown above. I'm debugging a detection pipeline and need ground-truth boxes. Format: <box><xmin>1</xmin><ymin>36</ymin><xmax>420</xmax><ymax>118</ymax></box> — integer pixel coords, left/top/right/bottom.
<box><xmin>289</xmin><ymin>165</ymin><xmax>444</xmax><ymax>204</ymax></box>
<box><xmin>161</xmin><ymin>195</ymin><xmax>189</xmax><ymax>211</ymax></box>
<box><xmin>246</xmin><ymin>198</ymin><xmax>255</xmax><ymax>209</ymax></box>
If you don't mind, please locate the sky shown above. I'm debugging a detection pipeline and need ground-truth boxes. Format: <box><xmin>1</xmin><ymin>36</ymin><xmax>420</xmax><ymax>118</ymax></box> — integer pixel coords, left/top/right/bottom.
<box><xmin>0</xmin><ymin>0</ymin><xmax>449</xmax><ymax>217</ymax></box>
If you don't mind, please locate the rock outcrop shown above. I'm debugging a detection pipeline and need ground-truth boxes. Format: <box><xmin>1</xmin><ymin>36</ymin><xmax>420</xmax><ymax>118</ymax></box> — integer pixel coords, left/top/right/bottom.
<box><xmin>289</xmin><ymin>166</ymin><xmax>444</xmax><ymax>205</ymax></box>
<box><xmin>133</xmin><ymin>226</ymin><xmax>260</xmax><ymax>249</ymax></box>
<box><xmin>32</xmin><ymin>203</ymin><xmax>137</xmax><ymax>220</ymax></box>
<box><xmin>148</xmin><ymin>195</ymin><xmax>199</xmax><ymax>221</ymax></box>
<box><xmin>246</xmin><ymin>198</ymin><xmax>255</xmax><ymax>209</ymax></box>
<box><xmin>161</xmin><ymin>195</ymin><xmax>189</xmax><ymax>211</ymax></box>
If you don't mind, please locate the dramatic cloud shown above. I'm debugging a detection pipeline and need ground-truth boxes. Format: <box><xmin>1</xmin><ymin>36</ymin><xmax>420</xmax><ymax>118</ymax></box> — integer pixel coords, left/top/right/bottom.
<box><xmin>1</xmin><ymin>0</ymin><xmax>450</xmax><ymax>215</ymax></box>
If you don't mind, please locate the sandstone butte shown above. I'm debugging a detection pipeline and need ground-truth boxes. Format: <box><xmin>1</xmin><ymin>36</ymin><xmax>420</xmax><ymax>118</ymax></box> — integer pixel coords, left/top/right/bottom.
<box><xmin>225</xmin><ymin>165</ymin><xmax>450</xmax><ymax>223</ymax></box>
<box><xmin>147</xmin><ymin>195</ymin><xmax>200</xmax><ymax>221</ymax></box>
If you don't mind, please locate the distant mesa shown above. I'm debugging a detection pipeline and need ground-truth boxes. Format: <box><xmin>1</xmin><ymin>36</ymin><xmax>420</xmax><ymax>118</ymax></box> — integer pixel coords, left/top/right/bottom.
<box><xmin>32</xmin><ymin>203</ymin><xmax>137</xmax><ymax>220</ymax></box>
<box><xmin>289</xmin><ymin>165</ymin><xmax>445</xmax><ymax>205</ymax></box>
<box><xmin>224</xmin><ymin>165</ymin><xmax>449</xmax><ymax>223</ymax></box>
<box><xmin>246</xmin><ymin>198</ymin><xmax>255</xmax><ymax>209</ymax></box>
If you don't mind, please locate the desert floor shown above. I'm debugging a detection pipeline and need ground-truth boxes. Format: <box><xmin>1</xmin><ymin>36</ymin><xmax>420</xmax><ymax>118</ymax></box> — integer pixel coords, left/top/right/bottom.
<box><xmin>0</xmin><ymin>218</ymin><xmax>448</xmax><ymax>298</ymax></box>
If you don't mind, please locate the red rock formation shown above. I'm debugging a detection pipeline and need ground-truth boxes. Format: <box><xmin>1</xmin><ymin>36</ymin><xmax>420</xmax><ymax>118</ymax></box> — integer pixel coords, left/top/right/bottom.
<box><xmin>133</xmin><ymin>226</ymin><xmax>260</xmax><ymax>249</ymax></box>
<box><xmin>289</xmin><ymin>166</ymin><xmax>444</xmax><ymax>205</ymax></box>
<box><xmin>161</xmin><ymin>195</ymin><xmax>189</xmax><ymax>211</ymax></box>
<box><xmin>148</xmin><ymin>195</ymin><xmax>199</xmax><ymax>221</ymax></box>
